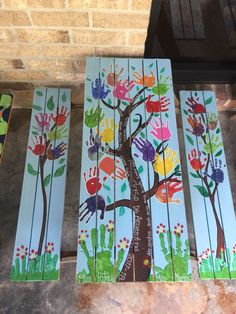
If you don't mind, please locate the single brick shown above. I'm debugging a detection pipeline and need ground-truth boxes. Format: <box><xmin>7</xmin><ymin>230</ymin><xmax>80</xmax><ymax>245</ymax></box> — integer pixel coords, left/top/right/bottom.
<box><xmin>4</xmin><ymin>0</ymin><xmax>65</xmax><ymax>8</ymax></box>
<box><xmin>73</xmin><ymin>30</ymin><xmax>126</xmax><ymax>45</ymax></box>
<box><xmin>42</xmin><ymin>45</ymin><xmax>94</xmax><ymax>58</ymax></box>
<box><xmin>24</xmin><ymin>59</ymin><xmax>76</xmax><ymax>72</ymax></box>
<box><xmin>0</xmin><ymin>44</ymin><xmax>41</xmax><ymax>58</ymax></box>
<box><xmin>48</xmin><ymin>72</ymin><xmax>85</xmax><ymax>83</ymax></box>
<box><xmin>128</xmin><ymin>31</ymin><xmax>147</xmax><ymax>45</ymax></box>
<box><xmin>131</xmin><ymin>0</ymin><xmax>152</xmax><ymax>11</ymax></box>
<box><xmin>0</xmin><ymin>29</ymin><xmax>15</xmax><ymax>42</ymax></box>
<box><xmin>3</xmin><ymin>70</ymin><xmax>47</xmax><ymax>81</ymax></box>
<box><xmin>68</xmin><ymin>0</ymin><xmax>128</xmax><ymax>9</ymax></box>
<box><xmin>95</xmin><ymin>46</ymin><xmax>144</xmax><ymax>57</ymax></box>
<box><xmin>93</xmin><ymin>13</ymin><xmax>149</xmax><ymax>29</ymax></box>
<box><xmin>16</xmin><ymin>29</ymin><xmax>70</xmax><ymax>43</ymax></box>
<box><xmin>0</xmin><ymin>59</ymin><xmax>21</xmax><ymax>69</ymax></box>
<box><xmin>31</xmin><ymin>12</ymin><xmax>89</xmax><ymax>27</ymax></box>
<box><xmin>0</xmin><ymin>11</ymin><xmax>30</xmax><ymax>26</ymax></box>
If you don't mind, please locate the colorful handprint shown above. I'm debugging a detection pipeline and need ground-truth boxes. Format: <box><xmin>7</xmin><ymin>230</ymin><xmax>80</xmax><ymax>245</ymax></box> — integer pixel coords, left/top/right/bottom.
<box><xmin>51</xmin><ymin>106</ymin><xmax>69</xmax><ymax>126</ymax></box>
<box><xmin>92</xmin><ymin>79</ymin><xmax>110</xmax><ymax>100</ymax></box>
<box><xmin>28</xmin><ymin>135</ymin><xmax>46</xmax><ymax>156</ymax></box>
<box><xmin>133</xmin><ymin>71</ymin><xmax>155</xmax><ymax>87</ymax></box>
<box><xmin>145</xmin><ymin>95</ymin><xmax>170</xmax><ymax>113</ymax></box>
<box><xmin>99</xmin><ymin>118</ymin><xmax>117</xmax><ymax>144</ymax></box>
<box><xmin>113</xmin><ymin>80</ymin><xmax>135</xmax><ymax>102</ymax></box>
<box><xmin>152</xmin><ymin>76</ymin><xmax>171</xmax><ymax>96</ymax></box>
<box><xmin>188</xmin><ymin>149</ymin><xmax>206</xmax><ymax>171</ymax></box>
<box><xmin>155</xmin><ymin>181</ymin><xmax>182</xmax><ymax>204</ymax></box>
<box><xmin>186</xmin><ymin>96</ymin><xmax>206</xmax><ymax>114</ymax></box>
<box><xmin>86</xmin><ymin>132</ymin><xmax>106</xmax><ymax>161</ymax></box>
<box><xmin>34</xmin><ymin>113</ymin><xmax>51</xmax><ymax>132</ymax></box>
<box><xmin>79</xmin><ymin>195</ymin><xmax>106</xmax><ymax>223</ymax></box>
<box><xmin>133</xmin><ymin>137</ymin><xmax>155</xmax><ymax>162</ymax></box>
<box><xmin>85</xmin><ymin>106</ymin><xmax>104</xmax><ymax>129</ymax></box>
<box><xmin>203</xmin><ymin>134</ymin><xmax>222</xmax><ymax>154</ymax></box>
<box><xmin>47</xmin><ymin>142</ymin><xmax>67</xmax><ymax>160</ymax></box>
<box><xmin>206</xmin><ymin>113</ymin><xmax>218</xmax><ymax>130</ymax></box>
<box><xmin>187</xmin><ymin>116</ymin><xmax>205</xmax><ymax>136</ymax></box>
<box><xmin>99</xmin><ymin>156</ymin><xmax>126</xmax><ymax>180</ymax></box>
<box><xmin>47</xmin><ymin>125</ymin><xmax>68</xmax><ymax>141</ymax></box>
<box><xmin>154</xmin><ymin>147</ymin><xmax>179</xmax><ymax>176</ymax></box>
<box><xmin>103</xmin><ymin>65</ymin><xmax>124</xmax><ymax>86</ymax></box>
<box><xmin>84</xmin><ymin>166</ymin><xmax>105</xmax><ymax>195</ymax></box>
<box><xmin>150</xmin><ymin>118</ymin><xmax>171</xmax><ymax>141</ymax></box>
<box><xmin>205</xmin><ymin>159</ymin><xmax>224</xmax><ymax>183</ymax></box>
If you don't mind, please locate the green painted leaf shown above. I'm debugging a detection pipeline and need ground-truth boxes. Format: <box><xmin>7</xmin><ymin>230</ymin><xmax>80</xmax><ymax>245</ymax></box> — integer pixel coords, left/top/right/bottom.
<box><xmin>190</xmin><ymin>172</ymin><xmax>199</xmax><ymax>178</ymax></box>
<box><xmin>131</xmin><ymin>66</ymin><xmax>136</xmax><ymax>70</ymax></box>
<box><xmin>149</xmin><ymin>63</ymin><xmax>153</xmax><ymax>68</ymax></box>
<box><xmin>59</xmin><ymin>158</ymin><xmax>65</xmax><ymax>164</ymax></box>
<box><xmin>209</xmin><ymin>180</ymin><xmax>214</xmax><ymax>188</ymax></box>
<box><xmin>36</xmin><ymin>91</ymin><xmax>43</xmax><ymax>96</ymax></box>
<box><xmin>195</xmin><ymin>92</ymin><xmax>198</xmax><ymax>97</ymax></box>
<box><xmin>160</xmin><ymin>67</ymin><xmax>165</xmax><ymax>73</ymax></box>
<box><xmin>215</xmin><ymin>149</ymin><xmax>222</xmax><ymax>157</ymax></box>
<box><xmin>175</xmin><ymin>172</ymin><xmax>182</xmax><ymax>177</ymax></box>
<box><xmin>205</xmin><ymin>96</ymin><xmax>212</xmax><ymax>105</ymax></box>
<box><xmin>86</xmin><ymin>77</ymin><xmax>91</xmax><ymax>81</ymax></box>
<box><xmin>154</xmin><ymin>113</ymin><xmax>159</xmax><ymax>117</ymax></box>
<box><xmin>101</xmin><ymin>72</ymin><xmax>105</xmax><ymax>78</ymax></box>
<box><xmin>86</xmin><ymin>98</ymin><xmax>92</xmax><ymax>103</ymax></box>
<box><xmin>165</xmin><ymin>113</ymin><xmax>168</xmax><ymax>118</ymax></box>
<box><xmin>32</xmin><ymin>131</ymin><xmax>39</xmax><ymax>136</ymax></box>
<box><xmin>47</xmin><ymin>96</ymin><xmax>55</xmax><ymax>111</ymax></box>
<box><xmin>32</xmin><ymin>104</ymin><xmax>42</xmax><ymax>111</ymax></box>
<box><xmin>107</xmin><ymin>195</ymin><xmax>111</xmax><ymax>204</ymax></box>
<box><xmin>194</xmin><ymin>185</ymin><xmax>209</xmax><ymax>197</ymax></box>
<box><xmin>44</xmin><ymin>174</ymin><xmax>51</xmax><ymax>187</ymax></box>
<box><xmin>138</xmin><ymin>165</ymin><xmax>144</xmax><ymax>174</ymax></box>
<box><xmin>186</xmin><ymin>134</ymin><xmax>194</xmax><ymax>146</ymax></box>
<box><xmin>174</xmin><ymin>165</ymin><xmax>180</xmax><ymax>172</ymax></box>
<box><xmin>108</xmin><ymin>98</ymin><xmax>112</xmax><ymax>105</ymax></box>
<box><xmin>202</xmin><ymin>151</ymin><xmax>207</xmax><ymax>156</ymax></box>
<box><xmin>216</xmin><ymin>128</ymin><xmax>220</xmax><ymax>134</ymax></box>
<box><xmin>122</xmin><ymin>101</ymin><xmax>127</xmax><ymax>106</ymax></box>
<box><xmin>183</xmin><ymin>109</ymin><xmax>188</xmax><ymax>115</ymax></box>
<box><xmin>62</xmin><ymin>93</ymin><xmax>66</xmax><ymax>102</ymax></box>
<box><xmin>119</xmin><ymin>206</ymin><xmax>125</xmax><ymax>216</ymax></box>
<box><xmin>133</xmin><ymin>118</ymin><xmax>139</xmax><ymax>123</ymax></box>
<box><xmin>27</xmin><ymin>163</ymin><xmax>38</xmax><ymax>176</ymax></box>
<box><xmin>121</xmin><ymin>182</ymin><xmax>127</xmax><ymax>193</ymax></box>
<box><xmin>153</xmin><ymin>139</ymin><xmax>159</xmax><ymax>147</ymax></box>
<box><xmin>54</xmin><ymin>165</ymin><xmax>65</xmax><ymax>177</ymax></box>
<box><xmin>103</xmin><ymin>184</ymin><xmax>111</xmax><ymax>191</ymax></box>
<box><xmin>140</xmin><ymin>131</ymin><xmax>145</xmax><ymax>139</ymax></box>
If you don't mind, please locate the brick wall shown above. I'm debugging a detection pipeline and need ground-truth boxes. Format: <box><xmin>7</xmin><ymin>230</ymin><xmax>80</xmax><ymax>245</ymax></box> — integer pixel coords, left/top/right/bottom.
<box><xmin>0</xmin><ymin>0</ymin><xmax>152</xmax><ymax>103</ymax></box>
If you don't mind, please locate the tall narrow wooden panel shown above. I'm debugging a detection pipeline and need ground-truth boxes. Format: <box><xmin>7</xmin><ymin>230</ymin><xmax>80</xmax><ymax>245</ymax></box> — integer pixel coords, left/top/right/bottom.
<box><xmin>11</xmin><ymin>87</ymin><xmax>71</xmax><ymax>281</ymax></box>
<box><xmin>0</xmin><ymin>94</ymin><xmax>13</xmax><ymax>163</ymax></box>
<box><xmin>76</xmin><ymin>58</ymin><xmax>191</xmax><ymax>283</ymax></box>
<box><xmin>219</xmin><ymin>0</ymin><xmax>236</xmax><ymax>47</ymax></box>
<box><xmin>180</xmin><ymin>90</ymin><xmax>236</xmax><ymax>279</ymax></box>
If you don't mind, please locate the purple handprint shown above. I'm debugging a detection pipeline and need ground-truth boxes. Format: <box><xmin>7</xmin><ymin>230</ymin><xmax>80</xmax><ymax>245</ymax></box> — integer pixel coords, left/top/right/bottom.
<box><xmin>86</xmin><ymin>131</ymin><xmax>106</xmax><ymax>161</ymax></box>
<box><xmin>150</xmin><ymin>118</ymin><xmax>171</xmax><ymax>141</ymax></box>
<box><xmin>92</xmin><ymin>78</ymin><xmax>110</xmax><ymax>100</ymax></box>
<box><xmin>47</xmin><ymin>142</ymin><xmax>67</xmax><ymax>160</ymax></box>
<box><xmin>133</xmin><ymin>137</ymin><xmax>156</xmax><ymax>162</ymax></box>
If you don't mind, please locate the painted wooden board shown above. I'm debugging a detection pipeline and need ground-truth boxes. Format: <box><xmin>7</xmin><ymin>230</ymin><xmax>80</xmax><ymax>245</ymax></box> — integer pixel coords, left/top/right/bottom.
<box><xmin>76</xmin><ymin>57</ymin><xmax>191</xmax><ymax>283</ymax></box>
<box><xmin>170</xmin><ymin>0</ymin><xmax>205</xmax><ymax>39</ymax></box>
<box><xmin>219</xmin><ymin>0</ymin><xmax>236</xmax><ymax>47</ymax></box>
<box><xmin>0</xmin><ymin>94</ymin><xmax>13</xmax><ymax>164</ymax></box>
<box><xmin>180</xmin><ymin>90</ymin><xmax>236</xmax><ymax>279</ymax></box>
<box><xmin>11</xmin><ymin>87</ymin><xmax>71</xmax><ymax>281</ymax></box>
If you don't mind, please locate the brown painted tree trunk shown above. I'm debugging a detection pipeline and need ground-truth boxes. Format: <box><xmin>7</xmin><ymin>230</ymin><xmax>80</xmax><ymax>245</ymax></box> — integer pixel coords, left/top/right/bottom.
<box><xmin>38</xmin><ymin>157</ymin><xmax>47</xmax><ymax>256</ymax></box>
<box><xmin>117</xmin><ymin>143</ymin><xmax>153</xmax><ymax>282</ymax></box>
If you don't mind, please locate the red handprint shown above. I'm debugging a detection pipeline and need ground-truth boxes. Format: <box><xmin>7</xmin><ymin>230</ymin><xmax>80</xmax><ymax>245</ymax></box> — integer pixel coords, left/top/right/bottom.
<box><xmin>188</xmin><ymin>149</ymin><xmax>206</xmax><ymax>171</ymax></box>
<box><xmin>35</xmin><ymin>113</ymin><xmax>51</xmax><ymax>132</ymax></box>
<box><xmin>103</xmin><ymin>65</ymin><xmax>124</xmax><ymax>87</ymax></box>
<box><xmin>99</xmin><ymin>156</ymin><xmax>126</xmax><ymax>180</ymax></box>
<box><xmin>84</xmin><ymin>166</ymin><xmax>106</xmax><ymax>195</ymax></box>
<box><xmin>186</xmin><ymin>96</ymin><xmax>206</xmax><ymax>114</ymax></box>
<box><xmin>113</xmin><ymin>80</ymin><xmax>135</xmax><ymax>102</ymax></box>
<box><xmin>155</xmin><ymin>181</ymin><xmax>183</xmax><ymax>204</ymax></box>
<box><xmin>51</xmin><ymin>106</ymin><xmax>69</xmax><ymax>126</ymax></box>
<box><xmin>145</xmin><ymin>95</ymin><xmax>170</xmax><ymax>113</ymax></box>
<box><xmin>28</xmin><ymin>136</ymin><xmax>46</xmax><ymax>156</ymax></box>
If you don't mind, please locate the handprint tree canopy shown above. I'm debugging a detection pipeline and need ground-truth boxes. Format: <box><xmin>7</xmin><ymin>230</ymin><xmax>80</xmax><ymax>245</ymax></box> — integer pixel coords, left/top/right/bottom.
<box><xmin>76</xmin><ymin>57</ymin><xmax>191</xmax><ymax>283</ymax></box>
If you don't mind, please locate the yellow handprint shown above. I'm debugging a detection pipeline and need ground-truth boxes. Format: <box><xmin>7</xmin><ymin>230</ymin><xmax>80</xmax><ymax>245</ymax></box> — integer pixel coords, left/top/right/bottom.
<box><xmin>99</xmin><ymin>117</ymin><xmax>118</xmax><ymax>144</ymax></box>
<box><xmin>153</xmin><ymin>147</ymin><xmax>179</xmax><ymax>176</ymax></box>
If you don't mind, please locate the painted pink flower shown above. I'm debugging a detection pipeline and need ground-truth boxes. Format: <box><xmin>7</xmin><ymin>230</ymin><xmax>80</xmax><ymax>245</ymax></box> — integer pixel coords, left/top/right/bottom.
<box><xmin>29</xmin><ymin>249</ymin><xmax>38</xmax><ymax>260</ymax></box>
<box><xmin>78</xmin><ymin>229</ymin><xmax>89</xmax><ymax>244</ymax></box>
<box><xmin>117</xmin><ymin>237</ymin><xmax>129</xmax><ymax>250</ymax></box>
<box><xmin>106</xmin><ymin>220</ymin><xmax>114</xmax><ymax>232</ymax></box>
<box><xmin>232</xmin><ymin>244</ymin><xmax>236</xmax><ymax>254</ymax></box>
<box><xmin>45</xmin><ymin>242</ymin><xmax>54</xmax><ymax>253</ymax></box>
<box><xmin>16</xmin><ymin>245</ymin><xmax>28</xmax><ymax>260</ymax></box>
<box><xmin>198</xmin><ymin>248</ymin><xmax>214</xmax><ymax>264</ymax></box>
<box><xmin>156</xmin><ymin>223</ymin><xmax>166</xmax><ymax>234</ymax></box>
<box><xmin>173</xmin><ymin>223</ymin><xmax>184</xmax><ymax>237</ymax></box>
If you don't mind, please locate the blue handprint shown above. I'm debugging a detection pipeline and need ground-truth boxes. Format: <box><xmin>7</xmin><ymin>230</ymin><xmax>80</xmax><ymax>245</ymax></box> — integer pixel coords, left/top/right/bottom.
<box><xmin>133</xmin><ymin>137</ymin><xmax>156</xmax><ymax>162</ymax></box>
<box><xmin>92</xmin><ymin>79</ymin><xmax>110</xmax><ymax>100</ymax></box>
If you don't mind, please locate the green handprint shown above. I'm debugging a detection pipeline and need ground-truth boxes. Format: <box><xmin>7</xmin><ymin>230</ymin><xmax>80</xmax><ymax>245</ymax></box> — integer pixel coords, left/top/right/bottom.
<box><xmin>0</xmin><ymin>94</ymin><xmax>12</xmax><ymax>110</ymax></box>
<box><xmin>85</xmin><ymin>106</ymin><xmax>104</xmax><ymax>129</ymax></box>
<box><xmin>0</xmin><ymin>116</ymin><xmax>8</xmax><ymax>136</ymax></box>
<box><xmin>47</xmin><ymin>125</ymin><xmax>68</xmax><ymax>141</ymax></box>
<box><xmin>152</xmin><ymin>76</ymin><xmax>171</xmax><ymax>96</ymax></box>
<box><xmin>204</xmin><ymin>134</ymin><xmax>222</xmax><ymax>154</ymax></box>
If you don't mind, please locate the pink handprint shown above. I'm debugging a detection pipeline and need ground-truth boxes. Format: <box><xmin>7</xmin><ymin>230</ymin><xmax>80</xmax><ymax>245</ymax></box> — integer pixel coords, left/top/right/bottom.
<box><xmin>113</xmin><ymin>80</ymin><xmax>135</xmax><ymax>102</ymax></box>
<box><xmin>99</xmin><ymin>156</ymin><xmax>126</xmax><ymax>180</ymax></box>
<box><xmin>35</xmin><ymin>113</ymin><xmax>51</xmax><ymax>132</ymax></box>
<box><xmin>150</xmin><ymin>118</ymin><xmax>171</xmax><ymax>141</ymax></box>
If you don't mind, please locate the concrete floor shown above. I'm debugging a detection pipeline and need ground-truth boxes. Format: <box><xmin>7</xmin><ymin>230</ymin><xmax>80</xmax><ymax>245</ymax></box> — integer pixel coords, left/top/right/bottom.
<box><xmin>0</xmin><ymin>108</ymin><xmax>236</xmax><ymax>314</ymax></box>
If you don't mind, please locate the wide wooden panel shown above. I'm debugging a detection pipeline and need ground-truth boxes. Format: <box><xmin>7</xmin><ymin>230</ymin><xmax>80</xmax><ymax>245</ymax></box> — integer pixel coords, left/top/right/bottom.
<box><xmin>0</xmin><ymin>94</ymin><xmax>13</xmax><ymax>164</ymax></box>
<box><xmin>11</xmin><ymin>87</ymin><xmax>71</xmax><ymax>282</ymax></box>
<box><xmin>76</xmin><ymin>57</ymin><xmax>191</xmax><ymax>283</ymax></box>
<box><xmin>180</xmin><ymin>90</ymin><xmax>236</xmax><ymax>279</ymax></box>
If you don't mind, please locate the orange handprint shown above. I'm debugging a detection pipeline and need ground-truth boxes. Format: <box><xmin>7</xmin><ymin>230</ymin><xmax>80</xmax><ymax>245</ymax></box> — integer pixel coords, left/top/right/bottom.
<box><xmin>133</xmin><ymin>71</ymin><xmax>155</xmax><ymax>87</ymax></box>
<box><xmin>155</xmin><ymin>181</ymin><xmax>183</xmax><ymax>204</ymax></box>
<box><xmin>99</xmin><ymin>156</ymin><xmax>126</xmax><ymax>180</ymax></box>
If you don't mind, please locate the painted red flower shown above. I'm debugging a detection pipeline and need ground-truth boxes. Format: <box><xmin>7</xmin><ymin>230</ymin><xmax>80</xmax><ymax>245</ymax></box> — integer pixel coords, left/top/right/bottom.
<box><xmin>78</xmin><ymin>230</ymin><xmax>89</xmax><ymax>244</ymax></box>
<box><xmin>117</xmin><ymin>237</ymin><xmax>129</xmax><ymax>250</ymax></box>
<box><xmin>232</xmin><ymin>244</ymin><xmax>236</xmax><ymax>254</ymax></box>
<box><xmin>156</xmin><ymin>223</ymin><xmax>166</xmax><ymax>234</ymax></box>
<box><xmin>29</xmin><ymin>249</ymin><xmax>38</xmax><ymax>260</ymax></box>
<box><xmin>173</xmin><ymin>223</ymin><xmax>184</xmax><ymax>237</ymax></box>
<box><xmin>16</xmin><ymin>245</ymin><xmax>28</xmax><ymax>260</ymax></box>
<box><xmin>45</xmin><ymin>242</ymin><xmax>54</xmax><ymax>253</ymax></box>
<box><xmin>106</xmin><ymin>220</ymin><xmax>114</xmax><ymax>232</ymax></box>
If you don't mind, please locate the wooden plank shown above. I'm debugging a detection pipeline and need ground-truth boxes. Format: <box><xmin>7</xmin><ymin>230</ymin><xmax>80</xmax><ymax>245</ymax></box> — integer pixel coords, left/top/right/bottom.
<box><xmin>170</xmin><ymin>0</ymin><xmax>184</xmax><ymax>39</ymax></box>
<box><xmin>180</xmin><ymin>90</ymin><xmax>236</xmax><ymax>279</ymax></box>
<box><xmin>11</xmin><ymin>88</ymin><xmax>71</xmax><ymax>282</ymax></box>
<box><xmin>0</xmin><ymin>94</ymin><xmax>13</xmax><ymax>164</ymax></box>
<box><xmin>229</xmin><ymin>0</ymin><xmax>236</xmax><ymax>24</ymax></box>
<box><xmin>189</xmin><ymin>0</ymin><xmax>205</xmax><ymax>39</ymax></box>
<box><xmin>180</xmin><ymin>0</ymin><xmax>194</xmax><ymax>39</ymax></box>
<box><xmin>219</xmin><ymin>0</ymin><xmax>236</xmax><ymax>47</ymax></box>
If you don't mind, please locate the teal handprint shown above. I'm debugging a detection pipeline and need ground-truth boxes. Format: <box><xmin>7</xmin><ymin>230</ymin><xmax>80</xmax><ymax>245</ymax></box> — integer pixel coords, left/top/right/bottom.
<box><xmin>204</xmin><ymin>134</ymin><xmax>222</xmax><ymax>154</ymax></box>
<box><xmin>47</xmin><ymin>125</ymin><xmax>68</xmax><ymax>141</ymax></box>
<box><xmin>152</xmin><ymin>76</ymin><xmax>171</xmax><ymax>96</ymax></box>
<box><xmin>85</xmin><ymin>106</ymin><xmax>104</xmax><ymax>129</ymax></box>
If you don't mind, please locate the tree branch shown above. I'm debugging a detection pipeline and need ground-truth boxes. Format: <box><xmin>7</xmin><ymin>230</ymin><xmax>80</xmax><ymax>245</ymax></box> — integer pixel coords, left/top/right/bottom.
<box><xmin>106</xmin><ymin>199</ymin><xmax>132</xmax><ymax>212</ymax></box>
<box><xmin>131</xmin><ymin>113</ymin><xmax>153</xmax><ymax>141</ymax></box>
<box><xmin>101</xmin><ymin>98</ymin><xmax>122</xmax><ymax>112</ymax></box>
<box><xmin>131</xmin><ymin>86</ymin><xmax>148</xmax><ymax>104</ymax></box>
